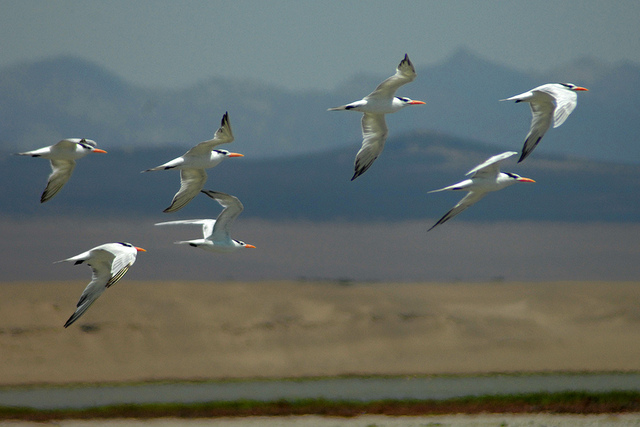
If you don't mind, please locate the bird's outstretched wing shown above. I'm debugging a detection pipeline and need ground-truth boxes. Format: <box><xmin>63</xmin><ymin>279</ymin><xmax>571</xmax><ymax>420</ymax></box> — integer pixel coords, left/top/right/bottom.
<box><xmin>163</xmin><ymin>168</ymin><xmax>207</xmax><ymax>213</ymax></box>
<box><xmin>466</xmin><ymin>151</ymin><xmax>517</xmax><ymax>179</ymax></box>
<box><xmin>366</xmin><ymin>54</ymin><xmax>417</xmax><ymax>100</ymax></box>
<box><xmin>201</xmin><ymin>190</ymin><xmax>244</xmax><ymax>241</ymax></box>
<box><xmin>352</xmin><ymin>113</ymin><xmax>388</xmax><ymax>180</ymax></box>
<box><xmin>428</xmin><ymin>191</ymin><xmax>487</xmax><ymax>232</ymax></box>
<box><xmin>60</xmin><ymin>248</ymin><xmax>115</xmax><ymax>328</ymax></box>
<box><xmin>517</xmin><ymin>95</ymin><xmax>554</xmax><ymax>162</ymax></box>
<box><xmin>545</xmin><ymin>88</ymin><xmax>578</xmax><ymax>128</ymax></box>
<box><xmin>41</xmin><ymin>159</ymin><xmax>76</xmax><ymax>203</ymax></box>
<box><xmin>155</xmin><ymin>219</ymin><xmax>216</xmax><ymax>240</ymax></box>
<box><xmin>185</xmin><ymin>112</ymin><xmax>234</xmax><ymax>156</ymax></box>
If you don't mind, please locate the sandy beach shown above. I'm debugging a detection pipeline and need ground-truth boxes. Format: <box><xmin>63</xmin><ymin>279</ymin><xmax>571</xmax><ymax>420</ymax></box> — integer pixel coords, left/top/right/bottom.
<box><xmin>1</xmin><ymin>280</ymin><xmax>639</xmax><ymax>385</ymax></box>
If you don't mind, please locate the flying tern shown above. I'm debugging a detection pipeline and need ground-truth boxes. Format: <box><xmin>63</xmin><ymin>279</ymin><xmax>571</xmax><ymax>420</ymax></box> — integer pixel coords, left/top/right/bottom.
<box><xmin>142</xmin><ymin>112</ymin><xmax>243</xmax><ymax>213</ymax></box>
<box><xmin>427</xmin><ymin>151</ymin><xmax>535</xmax><ymax>231</ymax></box>
<box><xmin>57</xmin><ymin>242</ymin><xmax>146</xmax><ymax>328</ymax></box>
<box><xmin>16</xmin><ymin>138</ymin><xmax>107</xmax><ymax>203</ymax></box>
<box><xmin>501</xmin><ymin>83</ymin><xmax>588</xmax><ymax>162</ymax></box>
<box><xmin>328</xmin><ymin>54</ymin><xmax>425</xmax><ymax>180</ymax></box>
<box><xmin>155</xmin><ymin>190</ymin><xmax>256</xmax><ymax>252</ymax></box>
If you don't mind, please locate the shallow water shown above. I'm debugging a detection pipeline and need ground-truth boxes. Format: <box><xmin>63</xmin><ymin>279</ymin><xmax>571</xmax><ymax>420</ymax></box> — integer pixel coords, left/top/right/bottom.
<box><xmin>1</xmin><ymin>373</ymin><xmax>640</xmax><ymax>410</ymax></box>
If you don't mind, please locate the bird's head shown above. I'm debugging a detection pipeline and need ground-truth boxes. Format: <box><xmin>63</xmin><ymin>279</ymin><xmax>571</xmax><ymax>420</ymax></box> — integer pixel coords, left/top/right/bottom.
<box><xmin>117</xmin><ymin>242</ymin><xmax>147</xmax><ymax>252</ymax></box>
<box><xmin>234</xmin><ymin>239</ymin><xmax>256</xmax><ymax>249</ymax></box>
<box><xmin>396</xmin><ymin>96</ymin><xmax>426</xmax><ymax>106</ymax></box>
<box><xmin>505</xmin><ymin>172</ymin><xmax>536</xmax><ymax>183</ymax></box>
<box><xmin>560</xmin><ymin>83</ymin><xmax>589</xmax><ymax>92</ymax></box>
<box><xmin>78</xmin><ymin>138</ymin><xmax>107</xmax><ymax>153</ymax></box>
<box><xmin>215</xmin><ymin>149</ymin><xmax>244</xmax><ymax>158</ymax></box>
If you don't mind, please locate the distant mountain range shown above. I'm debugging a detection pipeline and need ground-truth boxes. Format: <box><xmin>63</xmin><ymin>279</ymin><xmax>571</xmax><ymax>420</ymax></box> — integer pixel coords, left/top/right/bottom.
<box><xmin>1</xmin><ymin>49</ymin><xmax>639</xmax><ymax>163</ymax></box>
<box><xmin>2</xmin><ymin>132</ymin><xmax>639</xmax><ymax>223</ymax></box>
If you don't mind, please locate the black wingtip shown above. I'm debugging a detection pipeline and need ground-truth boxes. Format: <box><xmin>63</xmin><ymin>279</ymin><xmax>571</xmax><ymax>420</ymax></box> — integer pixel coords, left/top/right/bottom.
<box><xmin>351</xmin><ymin>167</ymin><xmax>366</xmax><ymax>181</ymax></box>
<box><xmin>427</xmin><ymin>219</ymin><xmax>444</xmax><ymax>232</ymax></box>
<box><xmin>162</xmin><ymin>203</ymin><xmax>177</xmax><ymax>213</ymax></box>
<box><xmin>201</xmin><ymin>189</ymin><xmax>220</xmax><ymax>198</ymax></box>
<box><xmin>63</xmin><ymin>314</ymin><xmax>75</xmax><ymax>328</ymax></box>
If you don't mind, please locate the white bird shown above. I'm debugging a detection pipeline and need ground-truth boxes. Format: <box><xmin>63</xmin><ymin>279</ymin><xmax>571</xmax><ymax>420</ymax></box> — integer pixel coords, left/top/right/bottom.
<box><xmin>142</xmin><ymin>112</ymin><xmax>243</xmax><ymax>213</ymax></box>
<box><xmin>427</xmin><ymin>151</ymin><xmax>535</xmax><ymax>231</ymax></box>
<box><xmin>56</xmin><ymin>242</ymin><xmax>146</xmax><ymax>328</ymax></box>
<box><xmin>328</xmin><ymin>54</ymin><xmax>425</xmax><ymax>180</ymax></box>
<box><xmin>16</xmin><ymin>138</ymin><xmax>107</xmax><ymax>203</ymax></box>
<box><xmin>501</xmin><ymin>83</ymin><xmax>588</xmax><ymax>162</ymax></box>
<box><xmin>155</xmin><ymin>190</ymin><xmax>256</xmax><ymax>252</ymax></box>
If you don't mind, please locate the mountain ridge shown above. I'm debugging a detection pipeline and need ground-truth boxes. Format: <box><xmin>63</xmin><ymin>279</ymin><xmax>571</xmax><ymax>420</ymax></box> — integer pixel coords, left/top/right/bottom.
<box><xmin>1</xmin><ymin>50</ymin><xmax>639</xmax><ymax>163</ymax></box>
<box><xmin>2</xmin><ymin>131</ymin><xmax>638</xmax><ymax>223</ymax></box>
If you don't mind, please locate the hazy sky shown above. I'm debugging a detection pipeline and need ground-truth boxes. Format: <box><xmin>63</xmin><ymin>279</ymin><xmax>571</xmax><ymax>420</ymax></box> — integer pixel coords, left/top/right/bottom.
<box><xmin>2</xmin><ymin>1</ymin><xmax>640</xmax><ymax>91</ymax></box>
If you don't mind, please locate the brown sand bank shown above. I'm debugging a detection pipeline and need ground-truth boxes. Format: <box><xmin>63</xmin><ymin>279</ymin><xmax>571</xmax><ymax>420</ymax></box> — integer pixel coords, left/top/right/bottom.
<box><xmin>0</xmin><ymin>280</ymin><xmax>639</xmax><ymax>385</ymax></box>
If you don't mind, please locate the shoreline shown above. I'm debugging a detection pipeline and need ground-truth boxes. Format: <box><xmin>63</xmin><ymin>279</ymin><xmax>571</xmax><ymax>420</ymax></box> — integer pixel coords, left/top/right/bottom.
<box><xmin>2</xmin><ymin>280</ymin><xmax>640</xmax><ymax>385</ymax></box>
<box><xmin>2</xmin><ymin>391</ymin><xmax>640</xmax><ymax>421</ymax></box>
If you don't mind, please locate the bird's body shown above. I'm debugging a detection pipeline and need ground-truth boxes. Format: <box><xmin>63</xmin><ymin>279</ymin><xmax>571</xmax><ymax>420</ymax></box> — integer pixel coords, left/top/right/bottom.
<box><xmin>328</xmin><ymin>54</ymin><xmax>425</xmax><ymax>180</ymax></box>
<box><xmin>427</xmin><ymin>151</ymin><xmax>535</xmax><ymax>231</ymax></box>
<box><xmin>501</xmin><ymin>83</ymin><xmax>588</xmax><ymax>162</ymax></box>
<box><xmin>155</xmin><ymin>190</ymin><xmax>256</xmax><ymax>253</ymax></box>
<box><xmin>16</xmin><ymin>138</ymin><xmax>107</xmax><ymax>203</ymax></box>
<box><xmin>142</xmin><ymin>112</ymin><xmax>243</xmax><ymax>213</ymax></box>
<box><xmin>57</xmin><ymin>242</ymin><xmax>146</xmax><ymax>328</ymax></box>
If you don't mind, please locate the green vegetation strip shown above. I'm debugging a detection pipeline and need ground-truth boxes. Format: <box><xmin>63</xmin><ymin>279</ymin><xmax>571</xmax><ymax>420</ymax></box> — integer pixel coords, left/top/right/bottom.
<box><xmin>1</xmin><ymin>391</ymin><xmax>640</xmax><ymax>420</ymax></box>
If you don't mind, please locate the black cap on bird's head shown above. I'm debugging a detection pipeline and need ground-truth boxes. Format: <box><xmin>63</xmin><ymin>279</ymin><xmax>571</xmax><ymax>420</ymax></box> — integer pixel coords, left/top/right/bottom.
<box><xmin>504</xmin><ymin>172</ymin><xmax>535</xmax><ymax>183</ymax></box>
<box><xmin>559</xmin><ymin>83</ymin><xmax>589</xmax><ymax>92</ymax></box>
<box><xmin>214</xmin><ymin>149</ymin><xmax>244</xmax><ymax>158</ymax></box>
<box><xmin>395</xmin><ymin>96</ymin><xmax>426</xmax><ymax>105</ymax></box>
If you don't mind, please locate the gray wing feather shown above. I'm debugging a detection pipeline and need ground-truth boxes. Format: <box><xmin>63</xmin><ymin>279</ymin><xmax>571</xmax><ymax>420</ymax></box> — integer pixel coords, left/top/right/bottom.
<box><xmin>467</xmin><ymin>151</ymin><xmax>517</xmax><ymax>178</ymax></box>
<box><xmin>163</xmin><ymin>168</ymin><xmax>207</xmax><ymax>213</ymax></box>
<box><xmin>41</xmin><ymin>159</ymin><xmax>76</xmax><ymax>203</ymax></box>
<box><xmin>428</xmin><ymin>191</ymin><xmax>487</xmax><ymax>231</ymax></box>
<box><xmin>352</xmin><ymin>113</ymin><xmax>388</xmax><ymax>180</ymax></box>
<box><xmin>366</xmin><ymin>54</ymin><xmax>417</xmax><ymax>100</ymax></box>
<box><xmin>185</xmin><ymin>112</ymin><xmax>234</xmax><ymax>155</ymax></box>
<box><xmin>201</xmin><ymin>190</ymin><xmax>243</xmax><ymax>241</ymax></box>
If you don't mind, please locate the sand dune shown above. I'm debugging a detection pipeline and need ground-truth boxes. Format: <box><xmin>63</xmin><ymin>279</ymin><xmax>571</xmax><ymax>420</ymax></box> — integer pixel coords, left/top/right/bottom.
<box><xmin>1</xmin><ymin>280</ymin><xmax>639</xmax><ymax>385</ymax></box>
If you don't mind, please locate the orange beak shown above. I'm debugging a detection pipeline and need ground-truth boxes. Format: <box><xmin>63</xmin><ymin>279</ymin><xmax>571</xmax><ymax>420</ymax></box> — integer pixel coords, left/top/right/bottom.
<box><xmin>409</xmin><ymin>100</ymin><xmax>426</xmax><ymax>105</ymax></box>
<box><xmin>517</xmin><ymin>177</ymin><xmax>536</xmax><ymax>183</ymax></box>
<box><xmin>574</xmin><ymin>87</ymin><xmax>589</xmax><ymax>91</ymax></box>
<box><xmin>93</xmin><ymin>149</ymin><xmax>108</xmax><ymax>154</ymax></box>
<box><xmin>245</xmin><ymin>244</ymin><xmax>256</xmax><ymax>248</ymax></box>
<box><xmin>228</xmin><ymin>153</ymin><xmax>244</xmax><ymax>158</ymax></box>
<box><xmin>135</xmin><ymin>247</ymin><xmax>147</xmax><ymax>252</ymax></box>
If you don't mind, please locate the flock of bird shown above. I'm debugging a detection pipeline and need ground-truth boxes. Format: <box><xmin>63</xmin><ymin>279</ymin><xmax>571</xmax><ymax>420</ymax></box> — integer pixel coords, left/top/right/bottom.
<box><xmin>16</xmin><ymin>54</ymin><xmax>587</xmax><ymax>327</ymax></box>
